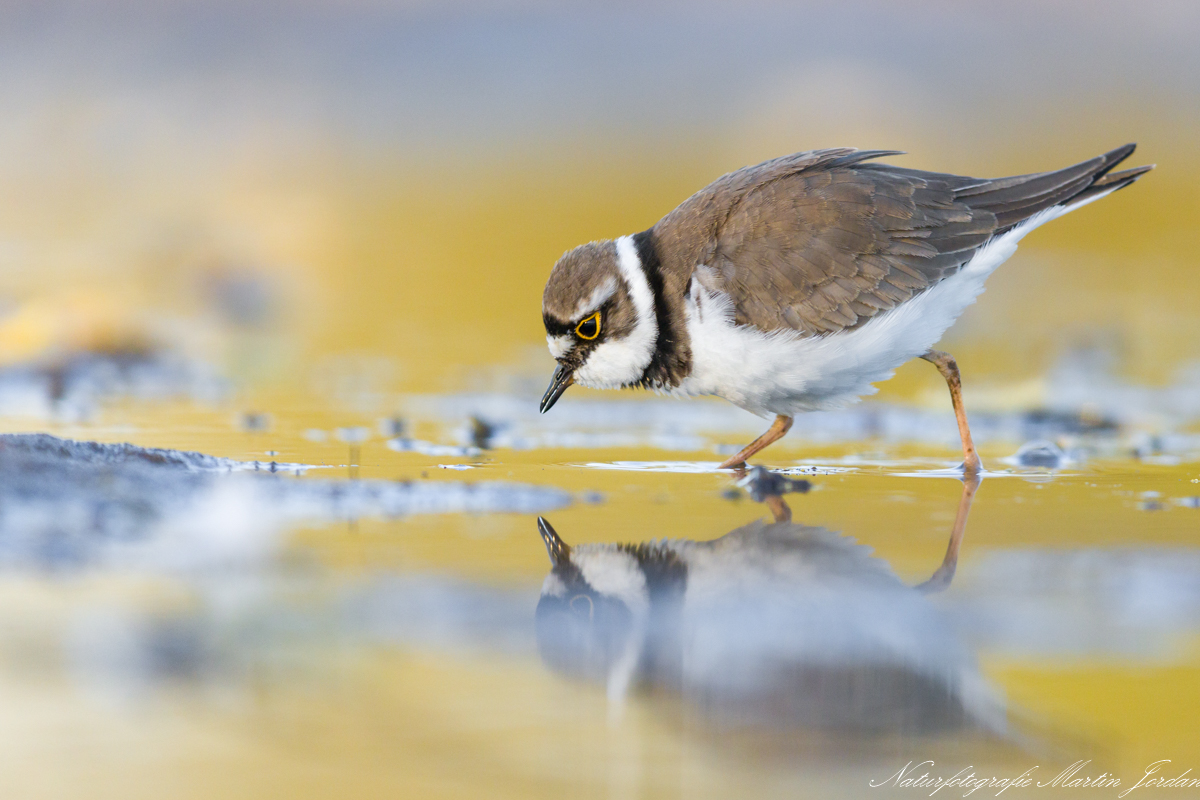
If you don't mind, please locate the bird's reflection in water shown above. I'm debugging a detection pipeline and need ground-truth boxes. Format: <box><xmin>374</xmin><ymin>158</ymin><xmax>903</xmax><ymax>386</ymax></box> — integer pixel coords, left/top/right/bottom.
<box><xmin>535</xmin><ymin>471</ymin><xmax>997</xmax><ymax>735</ymax></box>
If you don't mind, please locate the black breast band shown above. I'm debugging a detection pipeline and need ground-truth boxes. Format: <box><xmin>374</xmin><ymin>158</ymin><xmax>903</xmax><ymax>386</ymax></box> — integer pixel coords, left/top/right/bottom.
<box><xmin>632</xmin><ymin>229</ymin><xmax>687</xmax><ymax>389</ymax></box>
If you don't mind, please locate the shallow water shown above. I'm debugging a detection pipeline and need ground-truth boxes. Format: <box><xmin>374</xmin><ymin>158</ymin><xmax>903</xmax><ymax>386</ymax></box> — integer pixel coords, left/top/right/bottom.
<box><xmin>1</xmin><ymin>387</ymin><xmax>1198</xmax><ymax>799</ymax></box>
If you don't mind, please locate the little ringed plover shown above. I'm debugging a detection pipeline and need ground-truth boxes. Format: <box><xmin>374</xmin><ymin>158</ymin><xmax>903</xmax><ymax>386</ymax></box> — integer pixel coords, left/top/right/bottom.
<box><xmin>539</xmin><ymin>145</ymin><xmax>1152</xmax><ymax>471</ymax></box>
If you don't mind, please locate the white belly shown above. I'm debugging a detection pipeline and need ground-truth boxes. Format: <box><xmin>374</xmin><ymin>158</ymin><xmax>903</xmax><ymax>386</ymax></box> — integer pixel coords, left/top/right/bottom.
<box><xmin>672</xmin><ymin>216</ymin><xmax>1053</xmax><ymax>417</ymax></box>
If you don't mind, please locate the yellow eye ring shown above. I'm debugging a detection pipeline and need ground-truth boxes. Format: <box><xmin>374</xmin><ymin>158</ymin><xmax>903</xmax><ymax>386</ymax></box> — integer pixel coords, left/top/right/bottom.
<box><xmin>575</xmin><ymin>312</ymin><xmax>601</xmax><ymax>340</ymax></box>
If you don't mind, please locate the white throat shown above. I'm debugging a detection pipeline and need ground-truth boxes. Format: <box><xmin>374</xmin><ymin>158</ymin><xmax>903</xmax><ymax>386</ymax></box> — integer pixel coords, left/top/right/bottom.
<box><xmin>574</xmin><ymin>235</ymin><xmax>659</xmax><ymax>389</ymax></box>
<box><xmin>571</xmin><ymin>545</ymin><xmax>651</xmax><ymax>708</ymax></box>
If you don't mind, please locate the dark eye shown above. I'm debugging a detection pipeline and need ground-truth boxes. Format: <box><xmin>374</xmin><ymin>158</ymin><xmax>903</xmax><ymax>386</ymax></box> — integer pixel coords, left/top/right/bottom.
<box><xmin>575</xmin><ymin>312</ymin><xmax>601</xmax><ymax>340</ymax></box>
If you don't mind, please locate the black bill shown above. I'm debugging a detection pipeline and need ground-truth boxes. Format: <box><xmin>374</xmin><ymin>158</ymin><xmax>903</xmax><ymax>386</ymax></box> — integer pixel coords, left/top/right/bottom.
<box><xmin>537</xmin><ymin>516</ymin><xmax>571</xmax><ymax>565</ymax></box>
<box><xmin>539</xmin><ymin>363</ymin><xmax>574</xmax><ymax>413</ymax></box>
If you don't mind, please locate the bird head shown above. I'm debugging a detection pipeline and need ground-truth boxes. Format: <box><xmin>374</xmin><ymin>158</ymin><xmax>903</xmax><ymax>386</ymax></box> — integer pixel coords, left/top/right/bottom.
<box><xmin>534</xmin><ymin>517</ymin><xmax>647</xmax><ymax>683</ymax></box>
<box><xmin>539</xmin><ymin>237</ymin><xmax>657</xmax><ymax>411</ymax></box>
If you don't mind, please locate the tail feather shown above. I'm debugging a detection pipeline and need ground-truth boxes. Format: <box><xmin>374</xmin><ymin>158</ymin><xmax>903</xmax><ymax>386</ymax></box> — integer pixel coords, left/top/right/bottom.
<box><xmin>955</xmin><ymin>144</ymin><xmax>1152</xmax><ymax>231</ymax></box>
<box><xmin>1066</xmin><ymin>163</ymin><xmax>1155</xmax><ymax>207</ymax></box>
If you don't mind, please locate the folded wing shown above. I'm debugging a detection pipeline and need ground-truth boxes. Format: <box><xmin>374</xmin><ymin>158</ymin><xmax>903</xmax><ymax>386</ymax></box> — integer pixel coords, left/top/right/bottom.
<box><xmin>692</xmin><ymin>145</ymin><xmax>1149</xmax><ymax>335</ymax></box>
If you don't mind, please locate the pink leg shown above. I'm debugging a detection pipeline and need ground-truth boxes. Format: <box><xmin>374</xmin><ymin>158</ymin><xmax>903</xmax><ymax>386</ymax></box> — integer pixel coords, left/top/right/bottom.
<box><xmin>916</xmin><ymin>472</ymin><xmax>981</xmax><ymax>593</ymax></box>
<box><xmin>718</xmin><ymin>415</ymin><xmax>794</xmax><ymax>470</ymax></box>
<box><xmin>922</xmin><ymin>350</ymin><xmax>982</xmax><ymax>474</ymax></box>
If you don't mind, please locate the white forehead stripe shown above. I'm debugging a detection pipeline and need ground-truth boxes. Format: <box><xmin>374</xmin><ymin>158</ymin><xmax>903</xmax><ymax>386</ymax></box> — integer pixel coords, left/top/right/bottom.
<box><xmin>573</xmin><ymin>276</ymin><xmax>618</xmax><ymax>319</ymax></box>
<box><xmin>574</xmin><ymin>235</ymin><xmax>659</xmax><ymax>389</ymax></box>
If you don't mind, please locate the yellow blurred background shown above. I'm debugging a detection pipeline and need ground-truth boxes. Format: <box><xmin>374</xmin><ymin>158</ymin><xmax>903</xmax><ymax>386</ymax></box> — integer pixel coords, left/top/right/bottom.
<box><xmin>1</xmin><ymin>0</ymin><xmax>1196</xmax><ymax>406</ymax></box>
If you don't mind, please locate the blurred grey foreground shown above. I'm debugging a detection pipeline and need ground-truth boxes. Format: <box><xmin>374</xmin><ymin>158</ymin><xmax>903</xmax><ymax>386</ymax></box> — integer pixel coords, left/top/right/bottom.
<box><xmin>0</xmin><ymin>433</ymin><xmax>570</xmax><ymax>570</ymax></box>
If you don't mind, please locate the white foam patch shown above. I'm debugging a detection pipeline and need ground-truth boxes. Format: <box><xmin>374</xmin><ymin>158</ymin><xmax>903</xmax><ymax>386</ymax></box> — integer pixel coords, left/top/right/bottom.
<box><xmin>889</xmin><ymin>467</ymin><xmax>1038</xmax><ymax>479</ymax></box>
<box><xmin>575</xmin><ymin>460</ymin><xmax>857</xmax><ymax>475</ymax></box>
<box><xmin>387</xmin><ymin>438</ymin><xmax>482</xmax><ymax>457</ymax></box>
<box><xmin>763</xmin><ymin>464</ymin><xmax>857</xmax><ymax>475</ymax></box>
<box><xmin>578</xmin><ymin>460</ymin><xmax>727</xmax><ymax>473</ymax></box>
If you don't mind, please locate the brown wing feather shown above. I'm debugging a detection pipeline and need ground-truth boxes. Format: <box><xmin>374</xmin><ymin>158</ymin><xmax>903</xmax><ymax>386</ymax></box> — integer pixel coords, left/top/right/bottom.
<box><xmin>670</xmin><ymin>145</ymin><xmax>1147</xmax><ymax>336</ymax></box>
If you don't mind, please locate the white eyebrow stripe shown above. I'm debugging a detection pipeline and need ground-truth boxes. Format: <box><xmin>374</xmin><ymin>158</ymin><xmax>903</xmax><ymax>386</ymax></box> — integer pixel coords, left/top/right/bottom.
<box><xmin>573</xmin><ymin>276</ymin><xmax>618</xmax><ymax>319</ymax></box>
